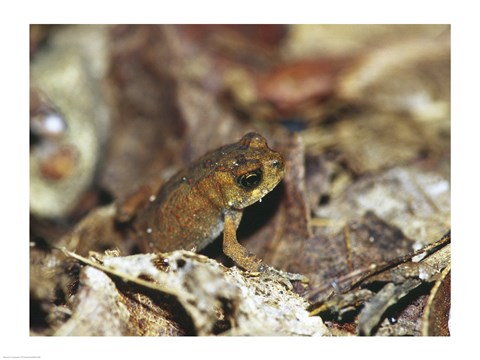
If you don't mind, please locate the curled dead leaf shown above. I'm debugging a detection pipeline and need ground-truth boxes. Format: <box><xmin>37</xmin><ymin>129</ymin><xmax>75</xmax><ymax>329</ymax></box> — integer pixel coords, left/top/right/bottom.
<box><xmin>421</xmin><ymin>264</ymin><xmax>451</xmax><ymax>336</ymax></box>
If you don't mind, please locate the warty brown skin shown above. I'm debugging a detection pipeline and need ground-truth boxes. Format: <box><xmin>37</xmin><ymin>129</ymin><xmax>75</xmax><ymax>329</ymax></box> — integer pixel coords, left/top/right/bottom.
<box><xmin>124</xmin><ymin>132</ymin><xmax>285</xmax><ymax>272</ymax></box>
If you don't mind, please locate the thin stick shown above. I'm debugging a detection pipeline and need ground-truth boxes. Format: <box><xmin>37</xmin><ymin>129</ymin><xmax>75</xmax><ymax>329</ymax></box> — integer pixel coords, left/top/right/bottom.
<box><xmin>58</xmin><ymin>247</ymin><xmax>181</xmax><ymax>298</ymax></box>
<box><xmin>308</xmin><ymin>230</ymin><xmax>451</xmax><ymax>301</ymax></box>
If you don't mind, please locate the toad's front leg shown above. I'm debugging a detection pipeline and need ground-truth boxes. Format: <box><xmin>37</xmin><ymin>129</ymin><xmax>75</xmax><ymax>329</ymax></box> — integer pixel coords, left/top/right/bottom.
<box><xmin>222</xmin><ymin>209</ymin><xmax>309</xmax><ymax>289</ymax></box>
<box><xmin>222</xmin><ymin>210</ymin><xmax>263</xmax><ymax>272</ymax></box>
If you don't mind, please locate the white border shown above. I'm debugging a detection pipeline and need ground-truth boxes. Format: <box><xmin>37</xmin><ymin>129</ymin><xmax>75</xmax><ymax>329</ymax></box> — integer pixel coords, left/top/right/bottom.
<box><xmin>2</xmin><ymin>1</ymin><xmax>477</xmax><ymax>358</ymax></box>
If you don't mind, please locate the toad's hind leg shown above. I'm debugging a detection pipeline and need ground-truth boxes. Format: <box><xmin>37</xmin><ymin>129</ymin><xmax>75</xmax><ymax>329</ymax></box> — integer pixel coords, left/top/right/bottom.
<box><xmin>115</xmin><ymin>179</ymin><xmax>164</xmax><ymax>223</ymax></box>
<box><xmin>222</xmin><ymin>210</ymin><xmax>263</xmax><ymax>272</ymax></box>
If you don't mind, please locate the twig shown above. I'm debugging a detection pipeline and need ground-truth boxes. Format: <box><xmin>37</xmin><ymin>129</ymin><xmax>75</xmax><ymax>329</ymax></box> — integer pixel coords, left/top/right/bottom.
<box><xmin>308</xmin><ymin>230</ymin><xmax>450</xmax><ymax>303</ymax></box>
<box><xmin>57</xmin><ymin>247</ymin><xmax>181</xmax><ymax>298</ymax></box>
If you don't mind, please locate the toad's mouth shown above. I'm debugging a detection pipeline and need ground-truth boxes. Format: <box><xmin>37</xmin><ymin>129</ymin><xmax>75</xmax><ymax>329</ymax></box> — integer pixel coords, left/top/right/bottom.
<box><xmin>230</xmin><ymin>179</ymin><xmax>283</xmax><ymax>210</ymax></box>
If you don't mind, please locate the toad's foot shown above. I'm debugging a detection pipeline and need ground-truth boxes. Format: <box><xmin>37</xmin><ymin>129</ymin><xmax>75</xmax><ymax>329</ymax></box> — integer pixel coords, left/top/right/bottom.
<box><xmin>251</xmin><ymin>264</ymin><xmax>309</xmax><ymax>290</ymax></box>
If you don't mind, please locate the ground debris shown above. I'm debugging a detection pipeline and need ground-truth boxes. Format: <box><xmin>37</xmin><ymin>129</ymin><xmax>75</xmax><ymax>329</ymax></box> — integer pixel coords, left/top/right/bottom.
<box><xmin>59</xmin><ymin>249</ymin><xmax>329</xmax><ymax>336</ymax></box>
<box><xmin>308</xmin><ymin>232</ymin><xmax>450</xmax><ymax>336</ymax></box>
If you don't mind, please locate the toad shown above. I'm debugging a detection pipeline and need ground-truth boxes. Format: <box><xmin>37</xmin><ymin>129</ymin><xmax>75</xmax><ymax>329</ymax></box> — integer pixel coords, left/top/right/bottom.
<box><xmin>118</xmin><ymin>132</ymin><xmax>285</xmax><ymax>272</ymax></box>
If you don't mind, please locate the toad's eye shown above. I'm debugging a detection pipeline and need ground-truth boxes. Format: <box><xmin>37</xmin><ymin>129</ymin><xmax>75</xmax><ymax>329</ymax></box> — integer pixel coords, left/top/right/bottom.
<box><xmin>236</xmin><ymin>168</ymin><xmax>263</xmax><ymax>189</ymax></box>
